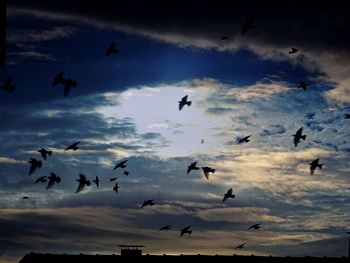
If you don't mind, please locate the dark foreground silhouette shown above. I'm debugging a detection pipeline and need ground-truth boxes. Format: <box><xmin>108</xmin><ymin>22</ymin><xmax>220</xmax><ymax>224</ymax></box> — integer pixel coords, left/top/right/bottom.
<box><xmin>19</xmin><ymin>252</ymin><xmax>350</xmax><ymax>263</ymax></box>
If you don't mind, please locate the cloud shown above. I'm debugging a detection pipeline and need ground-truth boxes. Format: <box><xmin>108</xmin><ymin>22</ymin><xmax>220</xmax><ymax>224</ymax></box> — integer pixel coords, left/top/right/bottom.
<box><xmin>8</xmin><ymin>51</ymin><xmax>56</xmax><ymax>64</ymax></box>
<box><xmin>0</xmin><ymin>157</ymin><xmax>26</xmax><ymax>164</ymax></box>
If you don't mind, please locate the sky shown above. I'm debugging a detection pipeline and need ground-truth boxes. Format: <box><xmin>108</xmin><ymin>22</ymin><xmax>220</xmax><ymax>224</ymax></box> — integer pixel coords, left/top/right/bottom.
<box><xmin>1</xmin><ymin>0</ymin><xmax>350</xmax><ymax>262</ymax></box>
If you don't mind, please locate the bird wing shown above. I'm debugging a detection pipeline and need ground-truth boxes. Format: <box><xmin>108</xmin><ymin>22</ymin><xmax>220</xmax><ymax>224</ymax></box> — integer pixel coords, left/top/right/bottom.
<box><xmin>75</xmin><ymin>181</ymin><xmax>85</xmax><ymax>193</ymax></box>
<box><xmin>28</xmin><ymin>163</ymin><xmax>36</xmax><ymax>176</ymax></box>
<box><xmin>179</xmin><ymin>102</ymin><xmax>184</xmax><ymax>111</ymax></box>
<box><xmin>46</xmin><ymin>178</ymin><xmax>55</xmax><ymax>189</ymax></box>
<box><xmin>227</xmin><ymin>188</ymin><xmax>233</xmax><ymax>195</ymax></box>
<box><xmin>203</xmin><ymin>170</ymin><xmax>209</xmax><ymax>180</ymax></box>
<box><xmin>223</xmin><ymin>195</ymin><xmax>228</xmax><ymax>203</ymax></box>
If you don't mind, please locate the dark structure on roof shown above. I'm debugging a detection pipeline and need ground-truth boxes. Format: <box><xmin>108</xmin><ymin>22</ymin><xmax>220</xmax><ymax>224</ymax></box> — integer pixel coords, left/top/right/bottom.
<box><xmin>118</xmin><ymin>245</ymin><xmax>145</xmax><ymax>256</ymax></box>
<box><xmin>19</xmin><ymin>253</ymin><xmax>349</xmax><ymax>263</ymax></box>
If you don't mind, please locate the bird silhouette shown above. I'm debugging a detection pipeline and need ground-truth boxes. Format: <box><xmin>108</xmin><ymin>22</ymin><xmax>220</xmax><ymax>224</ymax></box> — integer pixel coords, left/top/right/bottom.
<box><xmin>106</xmin><ymin>42</ymin><xmax>118</xmax><ymax>56</ymax></box>
<box><xmin>309</xmin><ymin>158</ymin><xmax>323</xmax><ymax>175</ymax></box>
<box><xmin>62</xmin><ymin>79</ymin><xmax>77</xmax><ymax>97</ymax></box>
<box><xmin>123</xmin><ymin>171</ymin><xmax>129</xmax><ymax>176</ymax></box>
<box><xmin>28</xmin><ymin>158</ymin><xmax>42</xmax><ymax>176</ymax></box>
<box><xmin>37</xmin><ymin>148</ymin><xmax>52</xmax><ymax>161</ymax></box>
<box><xmin>22</xmin><ymin>196</ymin><xmax>29</xmax><ymax>200</ymax></box>
<box><xmin>75</xmin><ymin>173</ymin><xmax>91</xmax><ymax>193</ymax></box>
<box><xmin>159</xmin><ymin>225</ymin><xmax>172</xmax><ymax>231</ymax></box>
<box><xmin>187</xmin><ymin>161</ymin><xmax>200</xmax><ymax>174</ymax></box>
<box><xmin>247</xmin><ymin>223</ymin><xmax>261</xmax><ymax>230</ymax></box>
<box><xmin>201</xmin><ymin>166</ymin><xmax>215</xmax><ymax>180</ymax></box>
<box><xmin>113</xmin><ymin>181</ymin><xmax>119</xmax><ymax>194</ymax></box>
<box><xmin>46</xmin><ymin>172</ymin><xmax>61</xmax><ymax>190</ymax></box>
<box><xmin>1</xmin><ymin>78</ymin><xmax>15</xmax><ymax>94</ymax></box>
<box><xmin>178</xmin><ymin>95</ymin><xmax>192</xmax><ymax>111</ymax></box>
<box><xmin>344</xmin><ymin>113</ymin><xmax>350</xmax><ymax>119</ymax></box>
<box><xmin>298</xmin><ymin>81</ymin><xmax>308</xmax><ymax>91</ymax></box>
<box><xmin>200</xmin><ymin>139</ymin><xmax>204</xmax><ymax>144</ymax></box>
<box><xmin>109</xmin><ymin>177</ymin><xmax>117</xmax><ymax>182</ymax></box>
<box><xmin>141</xmin><ymin>199</ymin><xmax>155</xmax><ymax>208</ymax></box>
<box><xmin>93</xmin><ymin>176</ymin><xmax>100</xmax><ymax>187</ymax></box>
<box><xmin>293</xmin><ymin>127</ymin><xmax>306</xmax><ymax>147</ymax></box>
<box><xmin>237</xmin><ymin>135</ymin><xmax>251</xmax><ymax>144</ymax></box>
<box><xmin>223</xmin><ymin>188</ymin><xmax>235</xmax><ymax>202</ymax></box>
<box><xmin>34</xmin><ymin>176</ymin><xmax>47</xmax><ymax>184</ymax></box>
<box><xmin>113</xmin><ymin>160</ymin><xmax>128</xmax><ymax>170</ymax></box>
<box><xmin>289</xmin><ymin>48</ymin><xmax>299</xmax><ymax>54</ymax></box>
<box><xmin>65</xmin><ymin>141</ymin><xmax>80</xmax><ymax>151</ymax></box>
<box><xmin>235</xmin><ymin>242</ymin><xmax>247</xmax><ymax>250</ymax></box>
<box><xmin>52</xmin><ymin>72</ymin><xmax>65</xmax><ymax>87</ymax></box>
<box><xmin>241</xmin><ymin>16</ymin><xmax>254</xmax><ymax>36</ymax></box>
<box><xmin>180</xmin><ymin>225</ymin><xmax>192</xmax><ymax>236</ymax></box>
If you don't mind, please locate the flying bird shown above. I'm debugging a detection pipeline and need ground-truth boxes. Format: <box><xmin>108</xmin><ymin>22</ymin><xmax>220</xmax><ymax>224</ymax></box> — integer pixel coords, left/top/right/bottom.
<box><xmin>37</xmin><ymin>148</ymin><xmax>52</xmax><ymax>161</ymax></box>
<box><xmin>180</xmin><ymin>225</ymin><xmax>192</xmax><ymax>236</ymax></box>
<box><xmin>237</xmin><ymin>135</ymin><xmax>251</xmax><ymax>144</ymax></box>
<box><xmin>344</xmin><ymin>113</ymin><xmax>350</xmax><ymax>119</ymax></box>
<box><xmin>75</xmin><ymin>173</ymin><xmax>91</xmax><ymax>193</ymax></box>
<box><xmin>223</xmin><ymin>188</ymin><xmax>235</xmax><ymax>202</ymax></box>
<box><xmin>22</xmin><ymin>196</ymin><xmax>29</xmax><ymax>200</ymax></box>
<box><xmin>46</xmin><ymin>172</ymin><xmax>61</xmax><ymax>190</ymax></box>
<box><xmin>289</xmin><ymin>48</ymin><xmax>299</xmax><ymax>54</ymax></box>
<box><xmin>293</xmin><ymin>127</ymin><xmax>306</xmax><ymax>147</ymax></box>
<box><xmin>141</xmin><ymin>199</ymin><xmax>155</xmax><ymax>208</ymax></box>
<box><xmin>201</xmin><ymin>166</ymin><xmax>215</xmax><ymax>180</ymax></box>
<box><xmin>93</xmin><ymin>176</ymin><xmax>100</xmax><ymax>187</ymax></box>
<box><xmin>106</xmin><ymin>42</ymin><xmax>118</xmax><ymax>56</ymax></box>
<box><xmin>235</xmin><ymin>242</ymin><xmax>247</xmax><ymax>250</ymax></box>
<box><xmin>1</xmin><ymin>78</ymin><xmax>15</xmax><ymax>94</ymax></box>
<box><xmin>62</xmin><ymin>79</ymin><xmax>77</xmax><ymax>97</ymax></box>
<box><xmin>52</xmin><ymin>72</ymin><xmax>65</xmax><ymax>87</ymax></box>
<box><xmin>200</xmin><ymin>139</ymin><xmax>204</xmax><ymax>144</ymax></box>
<box><xmin>34</xmin><ymin>176</ymin><xmax>47</xmax><ymax>184</ymax></box>
<box><xmin>113</xmin><ymin>181</ymin><xmax>120</xmax><ymax>194</ymax></box>
<box><xmin>109</xmin><ymin>177</ymin><xmax>117</xmax><ymax>182</ymax></box>
<box><xmin>247</xmin><ymin>224</ymin><xmax>261</xmax><ymax>230</ymax></box>
<box><xmin>241</xmin><ymin>16</ymin><xmax>254</xmax><ymax>36</ymax></box>
<box><xmin>123</xmin><ymin>171</ymin><xmax>129</xmax><ymax>176</ymax></box>
<box><xmin>113</xmin><ymin>160</ymin><xmax>128</xmax><ymax>170</ymax></box>
<box><xmin>65</xmin><ymin>141</ymin><xmax>80</xmax><ymax>151</ymax></box>
<box><xmin>309</xmin><ymin>158</ymin><xmax>323</xmax><ymax>175</ymax></box>
<box><xmin>298</xmin><ymin>81</ymin><xmax>308</xmax><ymax>91</ymax></box>
<box><xmin>159</xmin><ymin>225</ymin><xmax>172</xmax><ymax>231</ymax></box>
<box><xmin>178</xmin><ymin>95</ymin><xmax>192</xmax><ymax>111</ymax></box>
<box><xmin>28</xmin><ymin>158</ymin><xmax>42</xmax><ymax>176</ymax></box>
<box><xmin>187</xmin><ymin>161</ymin><xmax>200</xmax><ymax>174</ymax></box>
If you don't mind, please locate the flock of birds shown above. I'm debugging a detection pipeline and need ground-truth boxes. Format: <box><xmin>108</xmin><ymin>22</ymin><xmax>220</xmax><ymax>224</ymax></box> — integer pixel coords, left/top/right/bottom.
<box><xmin>1</xmin><ymin>15</ymin><xmax>350</xmax><ymax>252</ymax></box>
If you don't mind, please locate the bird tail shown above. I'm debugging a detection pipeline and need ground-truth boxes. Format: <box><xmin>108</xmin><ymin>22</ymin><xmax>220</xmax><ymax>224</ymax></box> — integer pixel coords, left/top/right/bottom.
<box><xmin>212</xmin><ymin>169</ymin><xmax>216</xmax><ymax>173</ymax></box>
<box><xmin>318</xmin><ymin>164</ymin><xmax>323</xmax><ymax>169</ymax></box>
<box><xmin>48</xmin><ymin>151</ymin><xmax>52</xmax><ymax>156</ymax></box>
<box><xmin>289</xmin><ymin>51</ymin><xmax>292</xmax><ymax>54</ymax></box>
<box><xmin>301</xmin><ymin>135</ymin><xmax>306</xmax><ymax>140</ymax></box>
<box><xmin>187</xmin><ymin>101</ymin><xmax>192</xmax><ymax>107</ymax></box>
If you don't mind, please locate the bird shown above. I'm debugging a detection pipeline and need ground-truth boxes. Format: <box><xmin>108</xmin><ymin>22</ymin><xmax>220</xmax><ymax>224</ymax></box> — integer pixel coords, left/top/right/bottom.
<box><xmin>52</xmin><ymin>72</ymin><xmax>65</xmax><ymax>87</ymax></box>
<box><xmin>293</xmin><ymin>127</ymin><xmax>306</xmax><ymax>147</ymax></box>
<box><xmin>159</xmin><ymin>225</ymin><xmax>172</xmax><ymax>231</ymax></box>
<box><xmin>34</xmin><ymin>176</ymin><xmax>47</xmax><ymax>184</ymax></box>
<box><xmin>344</xmin><ymin>113</ymin><xmax>350</xmax><ymax>119</ymax></box>
<box><xmin>113</xmin><ymin>160</ymin><xmax>128</xmax><ymax>170</ymax></box>
<box><xmin>221</xmin><ymin>36</ymin><xmax>229</xmax><ymax>40</ymax></box>
<box><xmin>223</xmin><ymin>188</ymin><xmax>235</xmax><ymax>202</ymax></box>
<box><xmin>46</xmin><ymin>172</ymin><xmax>61</xmax><ymax>190</ymax></box>
<box><xmin>123</xmin><ymin>171</ymin><xmax>129</xmax><ymax>176</ymax></box>
<box><xmin>201</xmin><ymin>166</ymin><xmax>215</xmax><ymax>180</ymax></box>
<box><xmin>93</xmin><ymin>176</ymin><xmax>100</xmax><ymax>187</ymax></box>
<box><xmin>187</xmin><ymin>161</ymin><xmax>200</xmax><ymax>174</ymax></box>
<box><xmin>200</xmin><ymin>139</ymin><xmax>204</xmax><ymax>144</ymax></box>
<box><xmin>1</xmin><ymin>78</ymin><xmax>15</xmax><ymax>94</ymax></box>
<box><xmin>289</xmin><ymin>48</ymin><xmax>299</xmax><ymax>54</ymax></box>
<box><xmin>28</xmin><ymin>158</ymin><xmax>42</xmax><ymax>176</ymax></box>
<box><xmin>106</xmin><ymin>42</ymin><xmax>118</xmax><ymax>56</ymax></box>
<box><xmin>241</xmin><ymin>16</ymin><xmax>254</xmax><ymax>36</ymax></box>
<box><xmin>62</xmin><ymin>78</ymin><xmax>77</xmax><ymax>97</ymax></box>
<box><xmin>180</xmin><ymin>226</ymin><xmax>192</xmax><ymax>236</ymax></box>
<box><xmin>235</xmin><ymin>242</ymin><xmax>247</xmax><ymax>250</ymax></box>
<box><xmin>141</xmin><ymin>199</ymin><xmax>155</xmax><ymax>208</ymax></box>
<box><xmin>298</xmin><ymin>81</ymin><xmax>308</xmax><ymax>91</ymax></box>
<box><xmin>309</xmin><ymin>158</ymin><xmax>323</xmax><ymax>175</ymax></box>
<box><xmin>37</xmin><ymin>148</ymin><xmax>52</xmax><ymax>161</ymax></box>
<box><xmin>247</xmin><ymin>224</ymin><xmax>261</xmax><ymax>230</ymax></box>
<box><xmin>178</xmin><ymin>95</ymin><xmax>192</xmax><ymax>111</ymax></box>
<box><xmin>109</xmin><ymin>177</ymin><xmax>117</xmax><ymax>182</ymax></box>
<box><xmin>237</xmin><ymin>135</ymin><xmax>251</xmax><ymax>144</ymax></box>
<box><xmin>22</xmin><ymin>196</ymin><xmax>29</xmax><ymax>200</ymax></box>
<box><xmin>65</xmin><ymin>141</ymin><xmax>80</xmax><ymax>151</ymax></box>
<box><xmin>75</xmin><ymin>173</ymin><xmax>91</xmax><ymax>193</ymax></box>
<box><xmin>113</xmin><ymin>181</ymin><xmax>119</xmax><ymax>194</ymax></box>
